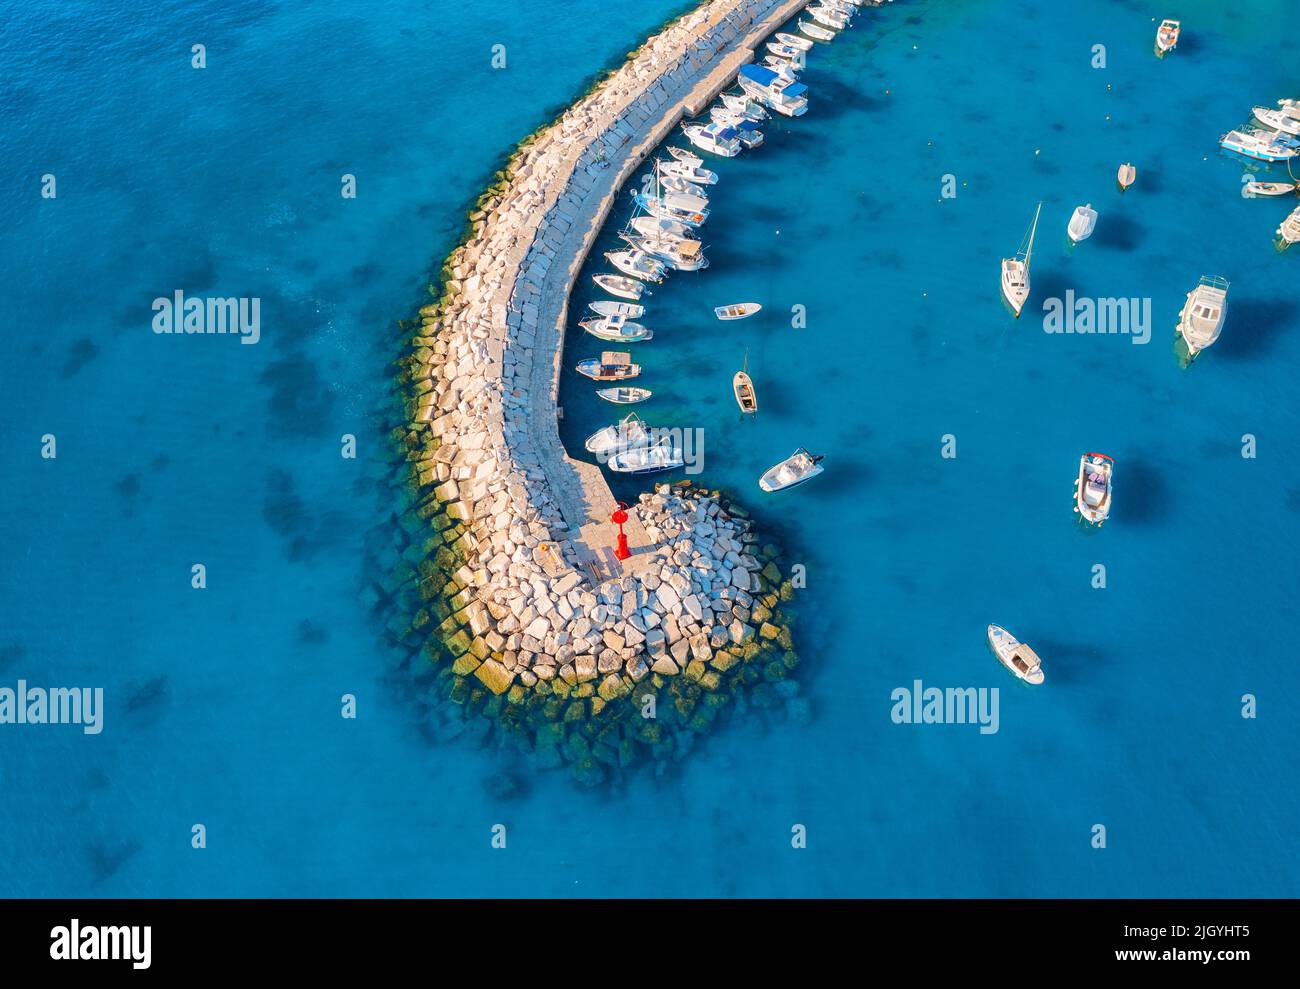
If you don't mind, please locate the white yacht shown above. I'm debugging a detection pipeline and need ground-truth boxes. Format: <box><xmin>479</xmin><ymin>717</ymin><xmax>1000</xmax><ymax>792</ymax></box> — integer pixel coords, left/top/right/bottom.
<box><xmin>584</xmin><ymin>413</ymin><xmax>650</xmax><ymax>456</ymax></box>
<box><xmin>608</xmin><ymin>437</ymin><xmax>685</xmax><ymax>475</ymax></box>
<box><xmin>1177</xmin><ymin>276</ymin><xmax>1229</xmax><ymax>356</ymax></box>
<box><xmin>987</xmin><ymin>625</ymin><xmax>1045</xmax><ymax>685</ymax></box>
<box><xmin>1067</xmin><ymin>204</ymin><xmax>1097</xmax><ymax>244</ymax></box>
<box><xmin>1074</xmin><ymin>453</ymin><xmax>1114</xmax><ymax>526</ymax></box>
<box><xmin>681</xmin><ymin>122</ymin><xmax>742</xmax><ymax>157</ymax></box>
<box><xmin>759</xmin><ymin>448</ymin><xmax>825</xmax><ymax>492</ymax></box>
<box><xmin>1001</xmin><ymin>202</ymin><xmax>1042</xmax><ymax>317</ymax></box>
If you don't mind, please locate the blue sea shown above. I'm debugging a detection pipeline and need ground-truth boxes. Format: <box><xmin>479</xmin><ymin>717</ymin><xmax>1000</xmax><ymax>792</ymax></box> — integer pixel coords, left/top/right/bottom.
<box><xmin>2</xmin><ymin>0</ymin><xmax>1298</xmax><ymax>897</ymax></box>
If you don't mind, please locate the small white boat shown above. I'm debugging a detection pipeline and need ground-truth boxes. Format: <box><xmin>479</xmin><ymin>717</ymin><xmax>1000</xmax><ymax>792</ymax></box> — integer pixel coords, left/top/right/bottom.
<box><xmin>1067</xmin><ymin>203</ymin><xmax>1097</xmax><ymax>244</ymax></box>
<box><xmin>576</xmin><ymin>351</ymin><xmax>640</xmax><ymax>381</ymax></box>
<box><xmin>763</xmin><ymin>54</ymin><xmax>802</xmax><ymax>75</ymax></box>
<box><xmin>1117</xmin><ymin>162</ymin><xmax>1136</xmax><ymax>191</ymax></box>
<box><xmin>759</xmin><ymin>448</ymin><xmax>825</xmax><ymax>492</ymax></box>
<box><xmin>798</xmin><ymin>19</ymin><xmax>837</xmax><ymax>42</ymax></box>
<box><xmin>1001</xmin><ymin>201</ymin><xmax>1041</xmax><ymax>317</ymax></box>
<box><xmin>1251</xmin><ymin>105</ymin><xmax>1300</xmax><ymax>137</ymax></box>
<box><xmin>585</xmin><ymin>412</ymin><xmax>650</xmax><ymax>456</ymax></box>
<box><xmin>1278</xmin><ymin>205</ymin><xmax>1300</xmax><ymax>247</ymax></box>
<box><xmin>659</xmin><ymin>173</ymin><xmax>709</xmax><ymax>198</ymax></box>
<box><xmin>733</xmin><ymin>352</ymin><xmax>757</xmax><ymax>415</ymax></box>
<box><xmin>1074</xmin><ymin>453</ymin><xmax>1114</xmax><ymax>526</ymax></box>
<box><xmin>666</xmin><ymin>146</ymin><xmax>704</xmax><ymax>168</ymax></box>
<box><xmin>1244</xmin><ymin>180</ymin><xmax>1297</xmax><ymax>197</ymax></box>
<box><xmin>609</xmin><ymin>437</ymin><xmax>684</xmax><ymax>474</ymax></box>
<box><xmin>597</xmin><ymin>386</ymin><xmax>652</xmax><ymax>405</ymax></box>
<box><xmin>593</xmin><ymin>273</ymin><xmax>647</xmax><ymax>300</ymax></box>
<box><xmin>630</xmin><ymin>215</ymin><xmax>693</xmax><ymax>241</ymax></box>
<box><xmin>588</xmin><ymin>300</ymin><xmax>644</xmax><ymax>319</ymax></box>
<box><xmin>807</xmin><ymin>4</ymin><xmax>851</xmax><ymax>29</ymax></box>
<box><xmin>605</xmin><ymin>249</ymin><xmax>666</xmax><ymax>283</ymax></box>
<box><xmin>1220</xmin><ymin>129</ymin><xmax>1299</xmax><ymax>162</ymax></box>
<box><xmin>774</xmin><ymin>32</ymin><xmax>814</xmax><ymax>52</ymax></box>
<box><xmin>681</xmin><ymin>122</ymin><xmax>742</xmax><ymax>157</ymax></box>
<box><xmin>720</xmin><ymin>92</ymin><xmax>769</xmax><ymax>121</ymax></box>
<box><xmin>766</xmin><ymin>41</ymin><xmax>804</xmax><ymax>62</ymax></box>
<box><xmin>659</xmin><ymin>158</ymin><xmax>718</xmax><ymax>185</ymax></box>
<box><xmin>714</xmin><ymin>302</ymin><xmax>761</xmax><ymax>320</ymax></box>
<box><xmin>987</xmin><ymin>625</ymin><xmax>1045</xmax><ymax>685</ymax></box>
<box><xmin>1177</xmin><ymin>276</ymin><xmax>1229</xmax><ymax>356</ymax></box>
<box><xmin>621</xmin><ymin>232</ymin><xmax>708</xmax><ymax>271</ymax></box>
<box><xmin>1155</xmin><ymin>18</ymin><xmax>1180</xmax><ymax>56</ymax></box>
<box><xmin>579</xmin><ymin>314</ymin><xmax>652</xmax><ymax>343</ymax></box>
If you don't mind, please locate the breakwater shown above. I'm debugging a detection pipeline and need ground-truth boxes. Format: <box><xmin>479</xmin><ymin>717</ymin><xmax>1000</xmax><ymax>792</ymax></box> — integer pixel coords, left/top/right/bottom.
<box><xmin>389</xmin><ymin>0</ymin><xmax>811</xmax><ymax>782</ymax></box>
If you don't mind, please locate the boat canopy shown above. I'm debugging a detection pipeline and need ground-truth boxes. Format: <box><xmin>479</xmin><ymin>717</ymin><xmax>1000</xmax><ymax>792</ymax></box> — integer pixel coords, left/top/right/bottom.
<box><xmin>739</xmin><ymin>64</ymin><xmax>779</xmax><ymax>87</ymax></box>
<box><xmin>783</xmin><ymin>81</ymin><xmax>808</xmax><ymax>99</ymax></box>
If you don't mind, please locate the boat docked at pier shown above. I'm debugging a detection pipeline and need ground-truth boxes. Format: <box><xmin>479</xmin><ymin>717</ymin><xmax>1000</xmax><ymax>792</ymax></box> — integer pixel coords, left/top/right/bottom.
<box><xmin>659</xmin><ymin>158</ymin><xmax>718</xmax><ymax>186</ymax></box>
<box><xmin>579</xmin><ymin>313</ymin><xmax>653</xmax><ymax>343</ymax></box>
<box><xmin>759</xmin><ymin>448</ymin><xmax>824</xmax><ymax>492</ymax></box>
<box><xmin>720</xmin><ymin>92</ymin><xmax>769</xmax><ymax>121</ymax></box>
<box><xmin>621</xmin><ymin>231</ymin><xmax>709</xmax><ymax>271</ymax></box>
<box><xmin>774</xmin><ymin>31</ymin><xmax>813</xmax><ymax>52</ymax></box>
<box><xmin>799</xmin><ymin>18</ymin><xmax>837</xmax><ymax>41</ymax></box>
<box><xmin>987</xmin><ymin>625</ymin><xmax>1045</xmax><ymax>685</ymax></box>
<box><xmin>1244</xmin><ymin>180</ymin><xmax>1297</xmax><ymax>197</ymax></box>
<box><xmin>715</xmin><ymin>302</ymin><xmax>761</xmax><ymax>320</ymax></box>
<box><xmin>1279</xmin><ymin>205</ymin><xmax>1300</xmax><ymax>247</ymax></box>
<box><xmin>738</xmin><ymin>64</ymin><xmax>809</xmax><ymax>117</ymax></box>
<box><xmin>629</xmin><ymin>215</ymin><xmax>694</xmax><ymax>241</ymax></box>
<box><xmin>659</xmin><ymin>173</ymin><xmax>709</xmax><ymax>197</ymax></box>
<box><xmin>605</xmin><ymin>248</ymin><xmax>667</xmax><ymax>282</ymax></box>
<box><xmin>1252</xmin><ymin>104</ymin><xmax>1300</xmax><ymax>136</ymax></box>
<box><xmin>766</xmin><ymin>41</ymin><xmax>805</xmax><ymax>62</ymax></box>
<box><xmin>608</xmin><ymin>436</ymin><xmax>684</xmax><ymax>474</ymax></box>
<box><xmin>593</xmin><ymin>273</ymin><xmax>648</xmax><ymax>300</ymax></box>
<box><xmin>577</xmin><ymin>351</ymin><xmax>641</xmax><ymax>381</ymax></box>
<box><xmin>1001</xmin><ymin>201</ymin><xmax>1042</xmax><ymax>317</ymax></box>
<box><xmin>588</xmin><ymin>299</ymin><xmax>643</xmax><ymax>319</ymax></box>
<box><xmin>807</xmin><ymin>3</ymin><xmax>851</xmax><ymax>29</ymax></box>
<box><xmin>597</xmin><ymin>386</ymin><xmax>651</xmax><ymax>405</ymax></box>
<box><xmin>1068</xmin><ymin>204</ymin><xmax>1097</xmax><ymax>244</ymax></box>
<box><xmin>632</xmin><ymin>187</ymin><xmax>709</xmax><ymax>226</ymax></box>
<box><xmin>585</xmin><ymin>412</ymin><xmax>650</xmax><ymax>456</ymax></box>
<box><xmin>681</xmin><ymin>121</ymin><xmax>742</xmax><ymax>157</ymax></box>
<box><xmin>666</xmin><ymin>146</ymin><xmax>704</xmax><ymax>167</ymax></box>
<box><xmin>1155</xmin><ymin>18</ymin><xmax>1180</xmax><ymax>56</ymax></box>
<box><xmin>1177</xmin><ymin>276</ymin><xmax>1229</xmax><ymax>356</ymax></box>
<box><xmin>1220</xmin><ymin>128</ymin><xmax>1299</xmax><ymax>162</ymax></box>
<box><xmin>1074</xmin><ymin>452</ymin><xmax>1114</xmax><ymax>526</ymax></box>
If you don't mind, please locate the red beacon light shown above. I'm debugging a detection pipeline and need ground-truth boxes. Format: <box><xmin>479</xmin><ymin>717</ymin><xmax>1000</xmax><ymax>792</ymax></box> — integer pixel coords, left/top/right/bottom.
<box><xmin>611</xmin><ymin>503</ymin><xmax>631</xmax><ymax>561</ymax></box>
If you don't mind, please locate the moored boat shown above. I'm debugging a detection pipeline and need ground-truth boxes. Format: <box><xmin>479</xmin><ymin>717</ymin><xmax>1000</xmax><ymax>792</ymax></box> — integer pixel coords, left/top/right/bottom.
<box><xmin>1279</xmin><ymin>204</ymin><xmax>1300</xmax><ymax>247</ymax></box>
<box><xmin>1220</xmin><ymin>128</ymin><xmax>1299</xmax><ymax>162</ymax></box>
<box><xmin>621</xmin><ymin>231</ymin><xmax>708</xmax><ymax>271</ymax></box>
<box><xmin>666</xmin><ymin>146</ymin><xmax>704</xmax><ymax>168</ymax></box>
<box><xmin>798</xmin><ymin>19</ymin><xmax>837</xmax><ymax>42</ymax></box>
<box><xmin>766</xmin><ymin>41</ymin><xmax>804</xmax><ymax>62</ymax></box>
<box><xmin>720</xmin><ymin>91</ymin><xmax>769</xmax><ymax>121</ymax></box>
<box><xmin>659</xmin><ymin>158</ymin><xmax>718</xmax><ymax>185</ymax></box>
<box><xmin>774</xmin><ymin>31</ymin><xmax>814</xmax><ymax>52</ymax></box>
<box><xmin>1177</xmin><ymin>275</ymin><xmax>1229</xmax><ymax>356</ymax></box>
<box><xmin>659</xmin><ymin>173</ymin><xmax>709</xmax><ymax>198</ymax></box>
<box><xmin>608</xmin><ymin>437</ymin><xmax>684</xmax><ymax>474</ymax></box>
<box><xmin>714</xmin><ymin>302</ymin><xmax>761</xmax><ymax>320</ymax></box>
<box><xmin>987</xmin><ymin>625</ymin><xmax>1045</xmax><ymax>685</ymax></box>
<box><xmin>738</xmin><ymin>64</ymin><xmax>809</xmax><ymax>117</ymax></box>
<box><xmin>593</xmin><ymin>272</ymin><xmax>648</xmax><ymax>300</ymax></box>
<box><xmin>807</xmin><ymin>3</ymin><xmax>850</xmax><ymax>29</ymax></box>
<box><xmin>1074</xmin><ymin>452</ymin><xmax>1114</xmax><ymax>526</ymax></box>
<box><xmin>759</xmin><ymin>448</ymin><xmax>824</xmax><ymax>492</ymax></box>
<box><xmin>1244</xmin><ymin>180</ymin><xmax>1297</xmax><ymax>197</ymax></box>
<box><xmin>681</xmin><ymin>121</ymin><xmax>742</xmax><ymax>157</ymax></box>
<box><xmin>630</xmin><ymin>215</ymin><xmax>693</xmax><ymax>241</ymax></box>
<box><xmin>579</xmin><ymin>314</ymin><xmax>653</xmax><ymax>343</ymax></box>
<box><xmin>1155</xmin><ymin>18</ymin><xmax>1180</xmax><ymax>56</ymax></box>
<box><xmin>588</xmin><ymin>299</ymin><xmax>644</xmax><ymax>319</ymax></box>
<box><xmin>576</xmin><ymin>351</ymin><xmax>640</xmax><ymax>382</ymax></box>
<box><xmin>733</xmin><ymin>352</ymin><xmax>757</xmax><ymax>415</ymax></box>
<box><xmin>1251</xmin><ymin>105</ymin><xmax>1300</xmax><ymax>137</ymax></box>
<box><xmin>1067</xmin><ymin>203</ymin><xmax>1097</xmax><ymax>244</ymax></box>
<box><xmin>605</xmin><ymin>248</ymin><xmax>666</xmax><ymax>282</ymax></box>
<box><xmin>585</xmin><ymin>412</ymin><xmax>650</xmax><ymax>456</ymax></box>
<box><xmin>1001</xmin><ymin>201</ymin><xmax>1041</xmax><ymax>317</ymax></box>
<box><xmin>632</xmin><ymin>188</ymin><xmax>709</xmax><ymax>226</ymax></box>
<box><xmin>1117</xmin><ymin>162</ymin><xmax>1136</xmax><ymax>191</ymax></box>
<box><xmin>597</xmin><ymin>386</ymin><xmax>652</xmax><ymax>405</ymax></box>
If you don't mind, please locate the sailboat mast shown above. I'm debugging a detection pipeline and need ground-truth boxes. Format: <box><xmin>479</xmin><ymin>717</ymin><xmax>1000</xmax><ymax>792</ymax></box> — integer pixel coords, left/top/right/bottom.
<box><xmin>1024</xmin><ymin>201</ymin><xmax>1042</xmax><ymax>269</ymax></box>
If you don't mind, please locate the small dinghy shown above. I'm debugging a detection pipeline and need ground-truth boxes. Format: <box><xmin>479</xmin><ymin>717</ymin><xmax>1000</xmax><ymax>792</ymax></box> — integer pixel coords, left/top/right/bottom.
<box><xmin>666</xmin><ymin>146</ymin><xmax>705</xmax><ymax>168</ymax></box>
<box><xmin>759</xmin><ymin>448</ymin><xmax>824</xmax><ymax>492</ymax></box>
<box><xmin>733</xmin><ymin>353</ymin><xmax>757</xmax><ymax>415</ymax></box>
<box><xmin>579</xmin><ymin>314</ymin><xmax>653</xmax><ymax>343</ymax></box>
<box><xmin>660</xmin><ymin>158</ymin><xmax>718</xmax><ymax>185</ymax></box>
<box><xmin>593</xmin><ymin>273</ymin><xmax>648</xmax><ymax>300</ymax></box>
<box><xmin>1244</xmin><ymin>180</ymin><xmax>1297</xmax><ymax>197</ymax></box>
<box><xmin>597</xmin><ymin>386</ymin><xmax>651</xmax><ymax>405</ymax></box>
<box><xmin>721</xmin><ymin>92</ymin><xmax>769</xmax><ymax>120</ymax></box>
<box><xmin>715</xmin><ymin>302</ymin><xmax>761</xmax><ymax>320</ymax></box>
<box><xmin>608</xmin><ymin>437</ymin><xmax>684</xmax><ymax>475</ymax></box>
<box><xmin>585</xmin><ymin>412</ymin><xmax>650</xmax><ymax>456</ymax></box>
<box><xmin>798</xmin><ymin>19</ymin><xmax>837</xmax><ymax>42</ymax></box>
<box><xmin>588</xmin><ymin>300</ymin><xmax>644</xmax><ymax>319</ymax></box>
<box><xmin>1074</xmin><ymin>452</ymin><xmax>1114</xmax><ymax>526</ymax></box>
<box><xmin>605</xmin><ymin>249</ymin><xmax>666</xmax><ymax>283</ymax></box>
<box><xmin>987</xmin><ymin>625</ymin><xmax>1045</xmax><ymax>685</ymax></box>
<box><xmin>1067</xmin><ymin>203</ymin><xmax>1097</xmax><ymax>244</ymax></box>
<box><xmin>774</xmin><ymin>32</ymin><xmax>814</xmax><ymax>52</ymax></box>
<box><xmin>1177</xmin><ymin>275</ymin><xmax>1229</xmax><ymax>357</ymax></box>
<box><xmin>1155</xmin><ymin>18</ymin><xmax>1180</xmax><ymax>56</ymax></box>
<box><xmin>576</xmin><ymin>351</ymin><xmax>640</xmax><ymax>382</ymax></box>
<box><xmin>1117</xmin><ymin>162</ymin><xmax>1136</xmax><ymax>191</ymax></box>
<box><xmin>1278</xmin><ymin>205</ymin><xmax>1300</xmax><ymax>247</ymax></box>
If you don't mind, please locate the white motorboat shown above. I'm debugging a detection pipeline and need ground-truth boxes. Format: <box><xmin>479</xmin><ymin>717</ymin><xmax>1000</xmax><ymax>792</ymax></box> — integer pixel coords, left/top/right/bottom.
<box><xmin>766</xmin><ymin>41</ymin><xmax>805</xmax><ymax>63</ymax></box>
<box><xmin>720</xmin><ymin>92</ymin><xmax>769</xmax><ymax>120</ymax></box>
<box><xmin>632</xmin><ymin>188</ymin><xmax>709</xmax><ymax>226</ymax></box>
<box><xmin>585</xmin><ymin>412</ymin><xmax>651</xmax><ymax>456</ymax></box>
<box><xmin>593</xmin><ymin>273</ymin><xmax>648</xmax><ymax>300</ymax></box>
<box><xmin>1074</xmin><ymin>452</ymin><xmax>1114</xmax><ymax>526</ymax></box>
<box><xmin>630</xmin><ymin>215</ymin><xmax>693</xmax><ymax>242</ymax></box>
<box><xmin>666</xmin><ymin>146</ymin><xmax>704</xmax><ymax>168</ymax></box>
<box><xmin>576</xmin><ymin>351</ymin><xmax>640</xmax><ymax>382</ymax></box>
<box><xmin>738</xmin><ymin>64</ymin><xmax>809</xmax><ymax>117</ymax></box>
<box><xmin>798</xmin><ymin>19</ymin><xmax>837</xmax><ymax>42</ymax></box>
<box><xmin>579</xmin><ymin>313</ymin><xmax>653</xmax><ymax>343</ymax></box>
<box><xmin>1001</xmin><ymin>201</ymin><xmax>1041</xmax><ymax>317</ymax></box>
<box><xmin>759</xmin><ymin>448</ymin><xmax>825</xmax><ymax>492</ymax></box>
<box><xmin>1177</xmin><ymin>276</ymin><xmax>1229</xmax><ymax>356</ymax></box>
<box><xmin>1243</xmin><ymin>180</ymin><xmax>1297</xmax><ymax>197</ymax></box>
<box><xmin>597</xmin><ymin>386</ymin><xmax>652</xmax><ymax>405</ymax></box>
<box><xmin>1067</xmin><ymin>203</ymin><xmax>1097</xmax><ymax>244</ymax></box>
<box><xmin>1220</xmin><ymin>129</ymin><xmax>1298</xmax><ymax>162</ymax></box>
<box><xmin>763</xmin><ymin>53</ymin><xmax>803</xmax><ymax>76</ymax></box>
<box><xmin>733</xmin><ymin>351</ymin><xmax>757</xmax><ymax>414</ymax></box>
<box><xmin>588</xmin><ymin>299</ymin><xmax>643</xmax><ymax>319</ymax></box>
<box><xmin>621</xmin><ymin>231</ymin><xmax>709</xmax><ymax>271</ymax></box>
<box><xmin>659</xmin><ymin>174</ymin><xmax>709</xmax><ymax>198</ymax></box>
<box><xmin>605</xmin><ymin>248</ymin><xmax>666</xmax><ymax>283</ymax></box>
<box><xmin>659</xmin><ymin>158</ymin><xmax>718</xmax><ymax>185</ymax></box>
<box><xmin>608</xmin><ymin>437</ymin><xmax>684</xmax><ymax>474</ymax></box>
<box><xmin>987</xmin><ymin>625</ymin><xmax>1045</xmax><ymax>685</ymax></box>
<box><xmin>1251</xmin><ymin>105</ymin><xmax>1300</xmax><ymax>137</ymax></box>
<box><xmin>682</xmin><ymin>122</ymin><xmax>742</xmax><ymax>157</ymax></box>
<box><xmin>807</xmin><ymin>4</ymin><xmax>850</xmax><ymax>29</ymax></box>
<box><xmin>1278</xmin><ymin>204</ymin><xmax>1300</xmax><ymax>247</ymax></box>
<box><xmin>1117</xmin><ymin>162</ymin><xmax>1136</xmax><ymax>191</ymax></box>
<box><xmin>774</xmin><ymin>32</ymin><xmax>814</xmax><ymax>52</ymax></box>
<box><xmin>714</xmin><ymin>302</ymin><xmax>761</xmax><ymax>320</ymax></box>
<box><xmin>1155</xmin><ymin>18</ymin><xmax>1180</xmax><ymax>56</ymax></box>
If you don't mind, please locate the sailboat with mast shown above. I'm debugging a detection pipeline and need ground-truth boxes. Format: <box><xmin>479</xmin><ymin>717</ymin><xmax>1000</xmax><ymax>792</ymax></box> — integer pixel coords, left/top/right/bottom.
<box><xmin>1001</xmin><ymin>201</ymin><xmax>1042</xmax><ymax>318</ymax></box>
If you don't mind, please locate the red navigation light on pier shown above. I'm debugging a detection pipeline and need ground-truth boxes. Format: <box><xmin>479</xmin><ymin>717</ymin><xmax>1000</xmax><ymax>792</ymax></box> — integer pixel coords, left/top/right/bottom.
<box><xmin>611</xmin><ymin>502</ymin><xmax>631</xmax><ymax>561</ymax></box>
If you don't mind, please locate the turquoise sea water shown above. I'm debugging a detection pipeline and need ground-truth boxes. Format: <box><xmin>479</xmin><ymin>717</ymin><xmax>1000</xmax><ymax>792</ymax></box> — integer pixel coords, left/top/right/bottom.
<box><xmin>3</xmin><ymin>0</ymin><xmax>1298</xmax><ymax>897</ymax></box>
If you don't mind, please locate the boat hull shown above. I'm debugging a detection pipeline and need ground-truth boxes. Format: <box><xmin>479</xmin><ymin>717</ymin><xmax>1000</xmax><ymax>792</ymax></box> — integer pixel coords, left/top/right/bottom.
<box><xmin>1074</xmin><ymin>453</ymin><xmax>1113</xmax><ymax>526</ymax></box>
<box><xmin>987</xmin><ymin>625</ymin><xmax>1045</xmax><ymax>685</ymax></box>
